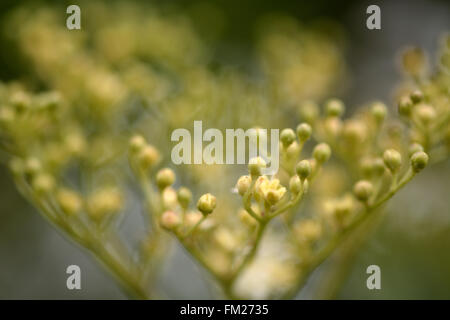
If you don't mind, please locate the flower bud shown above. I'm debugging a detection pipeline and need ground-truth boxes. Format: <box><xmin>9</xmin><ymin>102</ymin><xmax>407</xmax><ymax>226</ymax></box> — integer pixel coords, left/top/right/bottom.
<box><xmin>248</xmin><ymin>157</ymin><xmax>266</xmax><ymax>176</ymax></box>
<box><xmin>160</xmin><ymin>210</ymin><xmax>180</xmax><ymax>230</ymax></box>
<box><xmin>87</xmin><ymin>188</ymin><xmax>123</xmax><ymax>221</ymax></box>
<box><xmin>236</xmin><ymin>175</ymin><xmax>252</xmax><ymax>196</ymax></box>
<box><xmin>296</xmin><ymin>160</ymin><xmax>312</xmax><ymax>180</ymax></box>
<box><xmin>294</xmin><ymin>220</ymin><xmax>322</xmax><ymax>243</ymax></box>
<box><xmin>32</xmin><ymin>173</ymin><xmax>55</xmax><ymax>194</ymax></box>
<box><xmin>353</xmin><ymin>180</ymin><xmax>373</xmax><ymax>202</ymax></box>
<box><xmin>410</xmin><ymin>90</ymin><xmax>424</xmax><ymax>104</ymax></box>
<box><xmin>371</xmin><ymin>158</ymin><xmax>386</xmax><ymax>177</ymax></box>
<box><xmin>197</xmin><ymin>193</ymin><xmax>216</xmax><ymax>215</ymax></box>
<box><xmin>410</xmin><ymin>151</ymin><xmax>429</xmax><ymax>173</ymax></box>
<box><xmin>57</xmin><ymin>189</ymin><xmax>82</xmax><ymax>215</ymax></box>
<box><xmin>184</xmin><ymin>211</ymin><xmax>203</xmax><ymax>229</ymax></box>
<box><xmin>325</xmin><ymin>99</ymin><xmax>345</xmax><ymax>117</ymax></box>
<box><xmin>280</xmin><ymin>128</ymin><xmax>296</xmax><ymax>148</ymax></box>
<box><xmin>25</xmin><ymin>157</ymin><xmax>42</xmax><ymax>176</ymax></box>
<box><xmin>383</xmin><ymin>149</ymin><xmax>402</xmax><ymax>173</ymax></box>
<box><xmin>129</xmin><ymin>135</ymin><xmax>146</xmax><ymax>153</ymax></box>
<box><xmin>138</xmin><ymin>145</ymin><xmax>160</xmax><ymax>170</ymax></box>
<box><xmin>415</xmin><ymin>104</ymin><xmax>436</xmax><ymax>125</ymax></box>
<box><xmin>156</xmin><ymin>168</ymin><xmax>175</xmax><ymax>190</ymax></box>
<box><xmin>296</xmin><ymin>123</ymin><xmax>312</xmax><ymax>142</ymax></box>
<box><xmin>402</xmin><ymin>47</ymin><xmax>426</xmax><ymax>77</ymax></box>
<box><xmin>313</xmin><ymin>143</ymin><xmax>331</xmax><ymax>164</ymax></box>
<box><xmin>177</xmin><ymin>187</ymin><xmax>192</xmax><ymax>209</ymax></box>
<box><xmin>408</xmin><ymin>143</ymin><xmax>424</xmax><ymax>157</ymax></box>
<box><xmin>289</xmin><ymin>176</ymin><xmax>302</xmax><ymax>195</ymax></box>
<box><xmin>371</xmin><ymin>102</ymin><xmax>387</xmax><ymax>123</ymax></box>
<box><xmin>162</xmin><ymin>187</ymin><xmax>178</xmax><ymax>209</ymax></box>
<box><xmin>398</xmin><ymin>96</ymin><xmax>413</xmax><ymax>117</ymax></box>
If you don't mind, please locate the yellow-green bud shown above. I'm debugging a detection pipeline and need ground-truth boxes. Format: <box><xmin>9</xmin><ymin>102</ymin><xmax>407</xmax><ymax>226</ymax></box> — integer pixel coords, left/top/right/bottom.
<box><xmin>160</xmin><ymin>210</ymin><xmax>180</xmax><ymax>230</ymax></box>
<box><xmin>156</xmin><ymin>168</ymin><xmax>175</xmax><ymax>190</ymax></box>
<box><xmin>383</xmin><ymin>149</ymin><xmax>402</xmax><ymax>173</ymax></box>
<box><xmin>87</xmin><ymin>188</ymin><xmax>123</xmax><ymax>221</ymax></box>
<box><xmin>280</xmin><ymin>128</ymin><xmax>296</xmax><ymax>148</ymax></box>
<box><xmin>372</xmin><ymin>158</ymin><xmax>386</xmax><ymax>177</ymax></box>
<box><xmin>289</xmin><ymin>175</ymin><xmax>302</xmax><ymax>195</ymax></box>
<box><xmin>398</xmin><ymin>96</ymin><xmax>413</xmax><ymax>117</ymax></box>
<box><xmin>410</xmin><ymin>151</ymin><xmax>428</xmax><ymax>173</ymax></box>
<box><xmin>371</xmin><ymin>102</ymin><xmax>387</xmax><ymax>123</ymax></box>
<box><xmin>325</xmin><ymin>99</ymin><xmax>345</xmax><ymax>117</ymax></box>
<box><xmin>177</xmin><ymin>187</ymin><xmax>192</xmax><ymax>209</ymax></box>
<box><xmin>248</xmin><ymin>157</ymin><xmax>266</xmax><ymax>176</ymax></box>
<box><xmin>236</xmin><ymin>175</ymin><xmax>252</xmax><ymax>196</ymax></box>
<box><xmin>410</xmin><ymin>90</ymin><xmax>424</xmax><ymax>104</ymax></box>
<box><xmin>353</xmin><ymin>180</ymin><xmax>373</xmax><ymax>202</ymax></box>
<box><xmin>25</xmin><ymin>157</ymin><xmax>42</xmax><ymax>176</ymax></box>
<box><xmin>415</xmin><ymin>104</ymin><xmax>436</xmax><ymax>125</ymax></box>
<box><xmin>32</xmin><ymin>173</ymin><xmax>55</xmax><ymax>194</ymax></box>
<box><xmin>129</xmin><ymin>135</ymin><xmax>146</xmax><ymax>153</ymax></box>
<box><xmin>138</xmin><ymin>145</ymin><xmax>160</xmax><ymax>170</ymax></box>
<box><xmin>296</xmin><ymin>160</ymin><xmax>312</xmax><ymax>180</ymax></box>
<box><xmin>313</xmin><ymin>143</ymin><xmax>331</xmax><ymax>163</ymax></box>
<box><xmin>197</xmin><ymin>193</ymin><xmax>216</xmax><ymax>215</ymax></box>
<box><xmin>57</xmin><ymin>189</ymin><xmax>82</xmax><ymax>215</ymax></box>
<box><xmin>296</xmin><ymin>123</ymin><xmax>312</xmax><ymax>142</ymax></box>
<box><xmin>408</xmin><ymin>143</ymin><xmax>424</xmax><ymax>157</ymax></box>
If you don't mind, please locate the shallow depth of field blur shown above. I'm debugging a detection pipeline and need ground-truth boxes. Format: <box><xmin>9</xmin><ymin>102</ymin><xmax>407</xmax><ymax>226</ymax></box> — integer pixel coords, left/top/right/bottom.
<box><xmin>0</xmin><ymin>0</ymin><xmax>449</xmax><ymax>299</ymax></box>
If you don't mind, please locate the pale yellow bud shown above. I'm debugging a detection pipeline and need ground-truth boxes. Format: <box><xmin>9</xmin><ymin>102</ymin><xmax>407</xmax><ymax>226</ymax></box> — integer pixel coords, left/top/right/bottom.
<box><xmin>57</xmin><ymin>189</ymin><xmax>82</xmax><ymax>215</ymax></box>
<box><xmin>197</xmin><ymin>193</ymin><xmax>216</xmax><ymax>215</ymax></box>
<box><xmin>236</xmin><ymin>175</ymin><xmax>252</xmax><ymax>196</ymax></box>
<box><xmin>156</xmin><ymin>168</ymin><xmax>175</xmax><ymax>190</ymax></box>
<box><xmin>160</xmin><ymin>210</ymin><xmax>180</xmax><ymax>230</ymax></box>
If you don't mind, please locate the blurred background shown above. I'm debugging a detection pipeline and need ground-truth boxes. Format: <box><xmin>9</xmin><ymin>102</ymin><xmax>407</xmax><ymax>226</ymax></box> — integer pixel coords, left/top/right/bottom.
<box><xmin>0</xmin><ymin>0</ymin><xmax>449</xmax><ymax>299</ymax></box>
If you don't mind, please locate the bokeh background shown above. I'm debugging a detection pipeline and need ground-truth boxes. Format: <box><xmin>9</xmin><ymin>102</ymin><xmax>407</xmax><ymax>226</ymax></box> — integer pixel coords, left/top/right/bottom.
<box><xmin>0</xmin><ymin>0</ymin><xmax>449</xmax><ymax>299</ymax></box>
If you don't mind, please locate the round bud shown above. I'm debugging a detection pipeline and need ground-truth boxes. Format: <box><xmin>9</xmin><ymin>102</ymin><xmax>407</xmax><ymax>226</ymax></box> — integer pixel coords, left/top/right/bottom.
<box><xmin>296</xmin><ymin>160</ymin><xmax>312</xmax><ymax>180</ymax></box>
<box><xmin>32</xmin><ymin>173</ymin><xmax>55</xmax><ymax>194</ymax></box>
<box><xmin>410</xmin><ymin>151</ymin><xmax>429</xmax><ymax>173</ymax></box>
<box><xmin>236</xmin><ymin>175</ymin><xmax>252</xmax><ymax>196</ymax></box>
<box><xmin>410</xmin><ymin>90</ymin><xmax>424</xmax><ymax>104</ymax></box>
<box><xmin>25</xmin><ymin>157</ymin><xmax>42</xmax><ymax>176</ymax></box>
<box><xmin>160</xmin><ymin>210</ymin><xmax>180</xmax><ymax>230</ymax></box>
<box><xmin>289</xmin><ymin>176</ymin><xmax>302</xmax><ymax>195</ymax></box>
<box><xmin>265</xmin><ymin>189</ymin><xmax>284</xmax><ymax>205</ymax></box>
<box><xmin>371</xmin><ymin>158</ymin><xmax>386</xmax><ymax>177</ymax></box>
<box><xmin>197</xmin><ymin>193</ymin><xmax>216</xmax><ymax>215</ymax></box>
<box><xmin>87</xmin><ymin>188</ymin><xmax>123</xmax><ymax>221</ymax></box>
<box><xmin>138</xmin><ymin>145</ymin><xmax>160</xmax><ymax>170</ymax></box>
<box><xmin>313</xmin><ymin>143</ymin><xmax>332</xmax><ymax>163</ymax></box>
<box><xmin>408</xmin><ymin>143</ymin><xmax>424</xmax><ymax>157</ymax></box>
<box><xmin>248</xmin><ymin>157</ymin><xmax>266</xmax><ymax>177</ymax></box>
<box><xmin>325</xmin><ymin>99</ymin><xmax>345</xmax><ymax>117</ymax></box>
<box><xmin>280</xmin><ymin>128</ymin><xmax>296</xmax><ymax>148</ymax></box>
<box><xmin>353</xmin><ymin>180</ymin><xmax>374</xmax><ymax>202</ymax></box>
<box><xmin>129</xmin><ymin>135</ymin><xmax>146</xmax><ymax>153</ymax></box>
<box><xmin>156</xmin><ymin>168</ymin><xmax>175</xmax><ymax>190</ymax></box>
<box><xmin>57</xmin><ymin>189</ymin><xmax>82</xmax><ymax>215</ymax></box>
<box><xmin>296</xmin><ymin>123</ymin><xmax>312</xmax><ymax>142</ymax></box>
<box><xmin>371</xmin><ymin>102</ymin><xmax>387</xmax><ymax>123</ymax></box>
<box><xmin>383</xmin><ymin>149</ymin><xmax>402</xmax><ymax>173</ymax></box>
<box><xmin>415</xmin><ymin>104</ymin><xmax>436</xmax><ymax>125</ymax></box>
<box><xmin>398</xmin><ymin>96</ymin><xmax>413</xmax><ymax>117</ymax></box>
<box><xmin>177</xmin><ymin>187</ymin><xmax>192</xmax><ymax>209</ymax></box>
